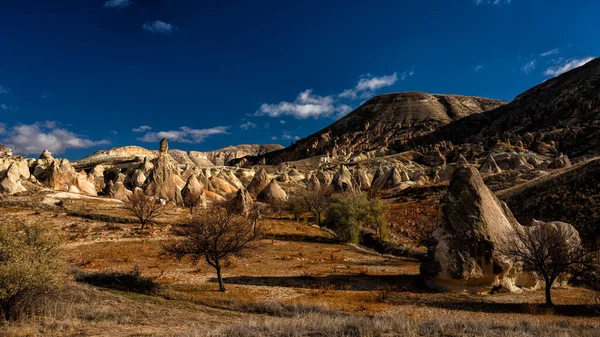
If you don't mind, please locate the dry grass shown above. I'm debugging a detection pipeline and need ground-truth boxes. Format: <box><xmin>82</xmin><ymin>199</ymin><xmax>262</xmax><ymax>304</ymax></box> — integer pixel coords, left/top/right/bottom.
<box><xmin>1</xmin><ymin>192</ymin><xmax>599</xmax><ymax>336</ymax></box>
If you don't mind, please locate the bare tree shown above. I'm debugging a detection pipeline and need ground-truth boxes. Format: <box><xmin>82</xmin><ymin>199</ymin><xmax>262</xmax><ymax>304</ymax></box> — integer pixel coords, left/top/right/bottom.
<box><xmin>268</xmin><ymin>199</ymin><xmax>286</xmax><ymax>219</ymax></box>
<box><xmin>499</xmin><ymin>223</ymin><xmax>593</xmax><ymax>306</ymax></box>
<box><xmin>248</xmin><ymin>202</ymin><xmax>269</xmax><ymax>236</ymax></box>
<box><xmin>123</xmin><ymin>190</ymin><xmax>164</xmax><ymax>229</ymax></box>
<box><xmin>165</xmin><ymin>206</ymin><xmax>259</xmax><ymax>292</ymax></box>
<box><xmin>301</xmin><ymin>187</ymin><xmax>332</xmax><ymax>226</ymax></box>
<box><xmin>287</xmin><ymin>196</ymin><xmax>305</xmax><ymax>222</ymax></box>
<box><xmin>182</xmin><ymin>191</ymin><xmax>203</xmax><ymax>215</ymax></box>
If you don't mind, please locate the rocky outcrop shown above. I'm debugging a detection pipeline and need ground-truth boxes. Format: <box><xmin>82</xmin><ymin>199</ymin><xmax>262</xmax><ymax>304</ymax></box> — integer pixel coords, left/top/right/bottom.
<box><xmin>479</xmin><ymin>155</ymin><xmax>502</xmax><ymax>175</ymax></box>
<box><xmin>181</xmin><ymin>175</ymin><xmax>205</xmax><ymax>208</ymax></box>
<box><xmin>0</xmin><ymin>163</ymin><xmax>27</xmax><ymax>195</ymax></box>
<box><xmin>548</xmin><ymin>154</ymin><xmax>572</xmax><ymax>169</ymax></box>
<box><xmin>422</xmin><ymin>148</ymin><xmax>446</xmax><ymax>167</ymax></box>
<box><xmin>230</xmin><ymin>187</ymin><xmax>253</xmax><ymax>215</ymax></box>
<box><xmin>144</xmin><ymin>139</ymin><xmax>185</xmax><ymax>202</ymax></box>
<box><xmin>372</xmin><ymin>166</ymin><xmax>410</xmax><ymax>189</ymax></box>
<box><xmin>246</xmin><ymin>168</ymin><xmax>270</xmax><ymax>196</ymax></box>
<box><xmin>257</xmin><ymin>179</ymin><xmax>288</xmax><ymax>203</ymax></box>
<box><xmin>420</xmin><ymin>166</ymin><xmax>579</xmax><ymax>293</ymax></box>
<box><xmin>331</xmin><ymin>166</ymin><xmax>356</xmax><ymax>193</ymax></box>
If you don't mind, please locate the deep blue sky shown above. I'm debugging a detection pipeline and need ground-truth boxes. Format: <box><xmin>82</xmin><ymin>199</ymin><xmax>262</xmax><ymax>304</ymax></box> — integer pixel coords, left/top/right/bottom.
<box><xmin>0</xmin><ymin>0</ymin><xmax>598</xmax><ymax>159</ymax></box>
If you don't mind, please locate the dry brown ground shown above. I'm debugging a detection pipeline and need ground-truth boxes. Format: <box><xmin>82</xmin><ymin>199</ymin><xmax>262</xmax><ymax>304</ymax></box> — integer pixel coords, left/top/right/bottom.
<box><xmin>1</xmin><ymin>191</ymin><xmax>599</xmax><ymax>336</ymax></box>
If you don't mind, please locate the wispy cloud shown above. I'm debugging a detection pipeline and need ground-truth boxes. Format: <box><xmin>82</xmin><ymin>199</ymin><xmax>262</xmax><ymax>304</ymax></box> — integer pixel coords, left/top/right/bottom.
<box><xmin>103</xmin><ymin>0</ymin><xmax>133</xmax><ymax>8</ymax></box>
<box><xmin>2</xmin><ymin>122</ymin><xmax>109</xmax><ymax>155</ymax></box>
<box><xmin>132</xmin><ymin>125</ymin><xmax>152</xmax><ymax>133</ymax></box>
<box><xmin>521</xmin><ymin>60</ymin><xmax>536</xmax><ymax>74</ymax></box>
<box><xmin>540</xmin><ymin>48</ymin><xmax>559</xmax><ymax>57</ymax></box>
<box><xmin>544</xmin><ymin>57</ymin><xmax>595</xmax><ymax>77</ymax></box>
<box><xmin>0</xmin><ymin>104</ymin><xmax>18</xmax><ymax>111</ymax></box>
<box><xmin>474</xmin><ymin>65</ymin><xmax>484</xmax><ymax>72</ymax></box>
<box><xmin>239</xmin><ymin>121</ymin><xmax>257</xmax><ymax>130</ymax></box>
<box><xmin>282</xmin><ymin>131</ymin><xmax>300</xmax><ymax>141</ymax></box>
<box><xmin>0</xmin><ymin>85</ymin><xmax>10</xmax><ymax>94</ymax></box>
<box><xmin>473</xmin><ymin>0</ymin><xmax>512</xmax><ymax>5</ymax></box>
<box><xmin>143</xmin><ymin>20</ymin><xmax>175</xmax><ymax>34</ymax></box>
<box><xmin>338</xmin><ymin>89</ymin><xmax>357</xmax><ymax>100</ymax></box>
<box><xmin>356</xmin><ymin>73</ymin><xmax>399</xmax><ymax>91</ymax></box>
<box><xmin>0</xmin><ymin>123</ymin><xmax>6</xmax><ymax>135</ymax></box>
<box><xmin>138</xmin><ymin>126</ymin><xmax>229</xmax><ymax>143</ymax></box>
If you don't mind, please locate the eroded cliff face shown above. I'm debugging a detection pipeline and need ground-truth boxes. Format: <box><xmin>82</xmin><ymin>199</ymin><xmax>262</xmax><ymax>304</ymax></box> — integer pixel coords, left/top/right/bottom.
<box><xmin>73</xmin><ymin>144</ymin><xmax>284</xmax><ymax>169</ymax></box>
<box><xmin>262</xmin><ymin>93</ymin><xmax>506</xmax><ymax>164</ymax></box>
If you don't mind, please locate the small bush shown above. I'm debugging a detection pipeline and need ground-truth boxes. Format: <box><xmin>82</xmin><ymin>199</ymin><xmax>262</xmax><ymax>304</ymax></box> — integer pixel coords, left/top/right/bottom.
<box><xmin>0</xmin><ymin>223</ymin><xmax>65</xmax><ymax>320</ymax></box>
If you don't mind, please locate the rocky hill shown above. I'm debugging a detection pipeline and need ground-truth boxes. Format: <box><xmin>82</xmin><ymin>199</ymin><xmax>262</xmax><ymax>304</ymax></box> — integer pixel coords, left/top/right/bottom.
<box><xmin>498</xmin><ymin>157</ymin><xmax>600</xmax><ymax>246</ymax></box>
<box><xmin>257</xmin><ymin>92</ymin><xmax>506</xmax><ymax>164</ymax></box>
<box><xmin>73</xmin><ymin>143</ymin><xmax>283</xmax><ymax>169</ymax></box>
<box><xmin>418</xmin><ymin>57</ymin><xmax>600</xmax><ymax>158</ymax></box>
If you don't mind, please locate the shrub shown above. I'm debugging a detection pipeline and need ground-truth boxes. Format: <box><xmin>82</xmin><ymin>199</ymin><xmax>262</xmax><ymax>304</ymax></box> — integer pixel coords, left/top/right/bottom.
<box><xmin>0</xmin><ymin>223</ymin><xmax>65</xmax><ymax>320</ymax></box>
<box><xmin>324</xmin><ymin>193</ymin><xmax>388</xmax><ymax>244</ymax></box>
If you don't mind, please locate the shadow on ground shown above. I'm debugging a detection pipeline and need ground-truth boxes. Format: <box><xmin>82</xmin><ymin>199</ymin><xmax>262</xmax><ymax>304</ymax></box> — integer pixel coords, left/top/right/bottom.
<box><xmin>424</xmin><ymin>299</ymin><xmax>600</xmax><ymax>317</ymax></box>
<box><xmin>210</xmin><ymin>274</ymin><xmax>428</xmax><ymax>292</ymax></box>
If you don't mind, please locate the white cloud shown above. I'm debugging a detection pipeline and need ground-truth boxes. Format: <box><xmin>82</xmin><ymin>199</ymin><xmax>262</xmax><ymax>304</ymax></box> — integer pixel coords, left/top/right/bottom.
<box><xmin>544</xmin><ymin>57</ymin><xmax>595</xmax><ymax>77</ymax></box>
<box><xmin>356</xmin><ymin>73</ymin><xmax>398</xmax><ymax>91</ymax></box>
<box><xmin>110</xmin><ymin>130</ymin><xmax>119</xmax><ymax>135</ymax></box>
<box><xmin>339</xmin><ymin>89</ymin><xmax>357</xmax><ymax>100</ymax></box>
<box><xmin>138</xmin><ymin>126</ymin><xmax>229</xmax><ymax>143</ymax></box>
<box><xmin>255</xmin><ymin>89</ymin><xmax>346</xmax><ymax>119</ymax></box>
<box><xmin>279</xmin><ymin>120</ymin><xmax>286</xmax><ymax>124</ymax></box>
<box><xmin>521</xmin><ymin>60</ymin><xmax>536</xmax><ymax>74</ymax></box>
<box><xmin>0</xmin><ymin>85</ymin><xmax>10</xmax><ymax>94</ymax></box>
<box><xmin>271</xmin><ymin>136</ymin><xmax>278</xmax><ymax>140</ymax></box>
<box><xmin>240</xmin><ymin>121</ymin><xmax>257</xmax><ymax>130</ymax></box>
<box><xmin>540</xmin><ymin>49</ymin><xmax>559</xmax><ymax>57</ymax></box>
<box><xmin>0</xmin><ymin>123</ymin><xmax>6</xmax><ymax>135</ymax></box>
<box><xmin>103</xmin><ymin>0</ymin><xmax>133</xmax><ymax>8</ymax></box>
<box><xmin>473</xmin><ymin>0</ymin><xmax>511</xmax><ymax>5</ymax></box>
<box><xmin>2</xmin><ymin>122</ymin><xmax>110</xmax><ymax>155</ymax></box>
<box><xmin>143</xmin><ymin>21</ymin><xmax>175</xmax><ymax>34</ymax></box>
<box><xmin>132</xmin><ymin>125</ymin><xmax>152</xmax><ymax>133</ymax></box>
<box><xmin>474</xmin><ymin>65</ymin><xmax>484</xmax><ymax>72</ymax></box>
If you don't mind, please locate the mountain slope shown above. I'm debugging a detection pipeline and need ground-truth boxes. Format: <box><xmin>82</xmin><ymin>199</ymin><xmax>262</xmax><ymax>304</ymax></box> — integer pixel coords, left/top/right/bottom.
<box><xmin>263</xmin><ymin>92</ymin><xmax>506</xmax><ymax>163</ymax></box>
<box><xmin>419</xmin><ymin>57</ymin><xmax>600</xmax><ymax>157</ymax></box>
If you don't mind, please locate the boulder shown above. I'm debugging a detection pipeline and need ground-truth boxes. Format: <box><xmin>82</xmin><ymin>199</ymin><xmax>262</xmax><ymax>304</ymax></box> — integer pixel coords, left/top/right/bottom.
<box><xmin>257</xmin><ymin>179</ymin><xmax>288</xmax><ymax>203</ymax></box>
<box><xmin>0</xmin><ymin>163</ymin><xmax>27</xmax><ymax>195</ymax></box>
<box><xmin>107</xmin><ymin>181</ymin><xmax>132</xmax><ymax>201</ymax></box>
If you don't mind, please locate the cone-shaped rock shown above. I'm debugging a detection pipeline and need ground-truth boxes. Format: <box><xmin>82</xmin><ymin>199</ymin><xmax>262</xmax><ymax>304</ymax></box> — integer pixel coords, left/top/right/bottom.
<box><xmin>247</xmin><ymin>168</ymin><xmax>270</xmax><ymax>196</ymax></box>
<box><xmin>181</xmin><ymin>174</ymin><xmax>205</xmax><ymax>209</ymax></box>
<box><xmin>230</xmin><ymin>187</ymin><xmax>253</xmax><ymax>216</ymax></box>
<box><xmin>479</xmin><ymin>155</ymin><xmax>502</xmax><ymax>174</ymax></box>
<box><xmin>331</xmin><ymin>166</ymin><xmax>356</xmax><ymax>193</ymax></box>
<box><xmin>420</xmin><ymin>166</ymin><xmax>530</xmax><ymax>292</ymax></box>
<box><xmin>306</xmin><ymin>174</ymin><xmax>321</xmax><ymax>191</ymax></box>
<box><xmin>257</xmin><ymin>179</ymin><xmax>288</xmax><ymax>203</ymax></box>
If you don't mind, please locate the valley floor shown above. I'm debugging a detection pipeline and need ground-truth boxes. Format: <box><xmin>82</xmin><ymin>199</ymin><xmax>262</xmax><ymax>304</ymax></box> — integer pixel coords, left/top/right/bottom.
<box><xmin>1</xmin><ymin>192</ymin><xmax>599</xmax><ymax>336</ymax></box>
